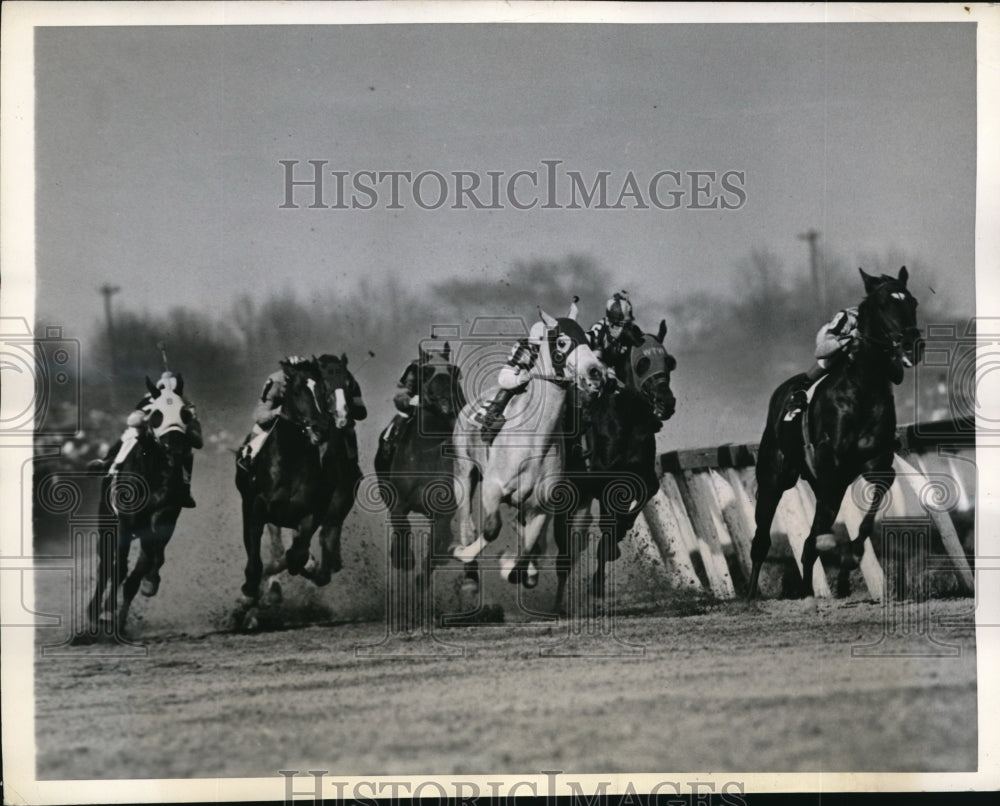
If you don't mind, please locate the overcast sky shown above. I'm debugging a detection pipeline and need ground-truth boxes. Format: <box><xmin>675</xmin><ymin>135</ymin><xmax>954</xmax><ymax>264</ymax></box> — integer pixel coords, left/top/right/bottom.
<box><xmin>34</xmin><ymin>22</ymin><xmax>976</xmax><ymax>336</ymax></box>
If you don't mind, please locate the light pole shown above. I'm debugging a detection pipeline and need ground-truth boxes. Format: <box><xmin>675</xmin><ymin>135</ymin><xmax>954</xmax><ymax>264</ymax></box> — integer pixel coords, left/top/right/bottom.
<box><xmin>99</xmin><ymin>284</ymin><xmax>120</xmax><ymax>408</ymax></box>
<box><xmin>798</xmin><ymin>228</ymin><xmax>825</xmax><ymax>315</ymax></box>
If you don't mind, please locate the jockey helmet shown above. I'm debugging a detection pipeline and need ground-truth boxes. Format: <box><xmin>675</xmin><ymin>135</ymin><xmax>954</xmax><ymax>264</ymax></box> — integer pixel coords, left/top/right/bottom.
<box><xmin>605</xmin><ymin>291</ymin><xmax>634</xmax><ymax>326</ymax></box>
<box><xmin>156</xmin><ymin>371</ymin><xmax>179</xmax><ymax>392</ymax></box>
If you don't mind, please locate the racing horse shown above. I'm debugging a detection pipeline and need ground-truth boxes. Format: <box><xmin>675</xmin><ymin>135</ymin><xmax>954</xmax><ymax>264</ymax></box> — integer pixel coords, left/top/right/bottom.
<box><xmin>236</xmin><ymin>356</ymin><xmax>363</xmax><ymax>616</ymax></box>
<box><xmin>747</xmin><ymin>266</ymin><xmax>922</xmax><ymax>599</ymax></box>
<box><xmin>553</xmin><ymin>320</ymin><xmax>677</xmax><ymax>613</ymax></box>
<box><xmin>373</xmin><ymin>343</ymin><xmax>468</xmax><ymax>617</ymax></box>
<box><xmin>78</xmin><ymin>376</ymin><xmax>201</xmax><ymax>640</ymax></box>
<box><xmin>451</xmin><ymin>305</ymin><xmax>606</xmax><ymax>592</ymax></box>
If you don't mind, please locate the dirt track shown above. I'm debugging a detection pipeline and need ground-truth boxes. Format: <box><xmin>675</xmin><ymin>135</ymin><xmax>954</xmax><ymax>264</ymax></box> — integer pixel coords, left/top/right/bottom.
<box><xmin>32</xmin><ymin>450</ymin><xmax>977</xmax><ymax>779</ymax></box>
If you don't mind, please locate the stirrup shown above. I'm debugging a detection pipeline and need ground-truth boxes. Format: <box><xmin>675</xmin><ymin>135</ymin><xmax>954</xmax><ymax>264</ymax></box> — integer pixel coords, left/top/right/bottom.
<box><xmin>236</xmin><ymin>450</ymin><xmax>252</xmax><ymax>472</ymax></box>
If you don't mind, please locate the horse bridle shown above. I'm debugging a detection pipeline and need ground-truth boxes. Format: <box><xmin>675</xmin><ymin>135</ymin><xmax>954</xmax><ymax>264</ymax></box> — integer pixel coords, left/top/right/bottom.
<box><xmin>420</xmin><ymin>361</ymin><xmax>463</xmax><ymax>412</ymax></box>
<box><xmin>282</xmin><ymin>370</ymin><xmax>331</xmax><ymax>442</ymax></box>
<box><xmin>624</xmin><ymin>337</ymin><xmax>671</xmax><ymax>409</ymax></box>
<box><xmin>858</xmin><ymin>296</ymin><xmax>920</xmax><ymax>361</ymax></box>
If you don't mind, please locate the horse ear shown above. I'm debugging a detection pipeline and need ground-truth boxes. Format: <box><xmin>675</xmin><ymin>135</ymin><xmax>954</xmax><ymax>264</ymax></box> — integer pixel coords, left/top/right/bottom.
<box><xmin>539</xmin><ymin>308</ymin><xmax>558</xmax><ymax>329</ymax></box>
<box><xmin>568</xmin><ymin>296</ymin><xmax>580</xmax><ymax>321</ymax></box>
<box><xmin>145</xmin><ymin>376</ymin><xmax>158</xmax><ymax>397</ymax></box>
<box><xmin>898</xmin><ymin>266</ymin><xmax>909</xmax><ymax>286</ymax></box>
<box><xmin>341</xmin><ymin>352</ymin><xmax>348</xmax><ymax>365</ymax></box>
<box><xmin>174</xmin><ymin>373</ymin><xmax>184</xmax><ymax>396</ymax></box>
<box><xmin>442</xmin><ymin>341</ymin><xmax>451</xmax><ymax>361</ymax></box>
<box><xmin>656</xmin><ymin>319</ymin><xmax>667</xmax><ymax>343</ymax></box>
<box><xmin>858</xmin><ymin>267</ymin><xmax>879</xmax><ymax>294</ymax></box>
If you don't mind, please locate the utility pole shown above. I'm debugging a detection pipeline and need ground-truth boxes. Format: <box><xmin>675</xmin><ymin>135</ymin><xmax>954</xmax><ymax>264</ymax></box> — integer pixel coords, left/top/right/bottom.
<box><xmin>798</xmin><ymin>229</ymin><xmax>825</xmax><ymax>315</ymax></box>
<box><xmin>99</xmin><ymin>284</ymin><xmax>120</xmax><ymax>409</ymax></box>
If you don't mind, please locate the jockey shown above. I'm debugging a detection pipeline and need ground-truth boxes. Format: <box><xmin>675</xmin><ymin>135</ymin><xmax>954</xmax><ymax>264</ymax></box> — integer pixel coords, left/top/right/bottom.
<box><xmin>237</xmin><ymin>355</ymin><xmax>306</xmax><ymax>469</ymax></box>
<box><xmin>783</xmin><ymin>306</ymin><xmax>861</xmax><ymax>421</ymax></box>
<box><xmin>379</xmin><ymin>358</ymin><xmax>421</xmax><ymax>450</ymax></box>
<box><xmin>474</xmin><ymin>325</ymin><xmax>545</xmax><ymax>439</ymax></box>
<box><xmin>91</xmin><ymin>371</ymin><xmax>201</xmax><ymax>508</ymax></box>
<box><xmin>587</xmin><ymin>291</ymin><xmax>635</xmax><ymax>383</ymax></box>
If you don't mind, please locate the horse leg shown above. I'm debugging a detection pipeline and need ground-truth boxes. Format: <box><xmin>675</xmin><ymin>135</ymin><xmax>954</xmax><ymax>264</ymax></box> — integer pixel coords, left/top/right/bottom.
<box><xmin>313</xmin><ymin>484</ymin><xmax>355</xmax><ymax>587</ymax></box>
<box><xmin>800</xmin><ymin>484</ymin><xmax>847</xmax><ymax>598</ymax></box>
<box><xmin>74</xmin><ymin>527</ymin><xmax>112</xmax><ymax>643</ymax></box>
<box><xmin>286</xmin><ymin>513</ymin><xmax>320</xmax><ymax>578</ymax></box>
<box><xmin>748</xmin><ymin>438</ymin><xmax>799</xmax><ymax>599</ymax></box>
<box><xmin>119</xmin><ymin>532</ymin><xmax>154</xmax><ymax>635</ymax></box>
<box><xmin>241</xmin><ymin>496</ymin><xmax>266</xmax><ymax>601</ymax></box>
<box><xmin>260</xmin><ymin>524</ymin><xmax>288</xmax><ymax>603</ymax></box>
<box><xmin>592</xmin><ymin>525</ymin><xmax>616</xmax><ymax>600</ymax></box>
<box><xmin>837</xmin><ymin>461</ymin><xmax>895</xmax><ymax>595</ymax></box>
<box><xmin>97</xmin><ymin>530</ymin><xmax>131</xmax><ymax>632</ymax></box>
<box><xmin>857</xmin><ymin>462</ymin><xmax>895</xmax><ymax>552</ymax></box>
<box><xmin>388</xmin><ymin>505</ymin><xmax>415</xmax><ymax>572</ymax></box>
<box><xmin>140</xmin><ymin>512</ymin><xmax>175</xmax><ymax>597</ymax></box>
<box><xmin>502</xmin><ymin>509</ymin><xmax>548</xmax><ymax>588</ymax></box>
<box><xmin>553</xmin><ymin>510</ymin><xmax>570</xmax><ymax>615</ymax></box>
<box><xmin>456</xmin><ymin>476</ymin><xmax>502</xmax><ymax>561</ymax></box>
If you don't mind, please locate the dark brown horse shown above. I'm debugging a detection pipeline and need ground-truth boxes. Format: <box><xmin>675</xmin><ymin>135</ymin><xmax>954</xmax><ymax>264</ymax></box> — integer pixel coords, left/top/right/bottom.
<box><xmin>747</xmin><ymin>267</ymin><xmax>922</xmax><ymax>599</ymax></box>
<box><xmin>553</xmin><ymin>320</ymin><xmax>677</xmax><ymax>613</ymax></box>
<box><xmin>236</xmin><ymin>356</ymin><xmax>364</xmax><ymax>624</ymax></box>
<box><xmin>373</xmin><ymin>344</ymin><xmax>468</xmax><ymax>619</ymax></box>
<box><xmin>77</xmin><ymin>379</ymin><xmax>201</xmax><ymax>641</ymax></box>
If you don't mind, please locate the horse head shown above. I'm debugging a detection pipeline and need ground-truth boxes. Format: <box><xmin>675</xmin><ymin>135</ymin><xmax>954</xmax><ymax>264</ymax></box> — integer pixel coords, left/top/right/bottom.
<box><xmin>625</xmin><ymin>319</ymin><xmax>677</xmax><ymax>421</ymax></box>
<box><xmin>317</xmin><ymin>353</ymin><xmax>361</xmax><ymax>430</ymax></box>
<box><xmin>281</xmin><ymin>357</ymin><xmax>330</xmax><ymax>445</ymax></box>
<box><xmin>537</xmin><ymin>309</ymin><xmax>606</xmax><ymax>398</ymax></box>
<box><xmin>857</xmin><ymin>266</ymin><xmax>922</xmax><ymax>385</ymax></box>
<box><xmin>419</xmin><ymin>343</ymin><xmax>466</xmax><ymax>418</ymax></box>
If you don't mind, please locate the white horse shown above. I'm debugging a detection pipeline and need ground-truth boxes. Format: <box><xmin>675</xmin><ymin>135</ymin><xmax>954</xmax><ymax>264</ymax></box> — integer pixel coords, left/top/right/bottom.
<box><xmin>451</xmin><ymin>305</ymin><xmax>606</xmax><ymax>592</ymax></box>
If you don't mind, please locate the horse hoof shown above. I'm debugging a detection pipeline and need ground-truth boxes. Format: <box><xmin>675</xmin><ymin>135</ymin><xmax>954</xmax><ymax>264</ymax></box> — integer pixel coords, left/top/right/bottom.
<box><xmin>499</xmin><ymin>553</ymin><xmax>516</xmax><ymax>583</ymax></box>
<box><xmin>242</xmin><ymin>609</ymin><xmax>260</xmax><ymax>632</ymax></box>
<box><xmin>801</xmin><ymin>596</ymin><xmax>818</xmax><ymax>613</ymax></box>
<box><xmin>523</xmin><ymin>561</ymin><xmax>539</xmax><ymax>589</ymax></box>
<box><xmin>140</xmin><ymin>577</ymin><xmax>160</xmax><ymax>597</ymax></box>
<box><xmin>459</xmin><ymin>578</ymin><xmax>480</xmax><ymax>598</ymax></box>
<box><xmin>70</xmin><ymin>632</ymin><xmax>96</xmax><ymax>646</ymax></box>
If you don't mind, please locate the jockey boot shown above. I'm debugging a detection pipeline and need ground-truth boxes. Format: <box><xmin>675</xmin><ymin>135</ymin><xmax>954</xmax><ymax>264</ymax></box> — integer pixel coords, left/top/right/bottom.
<box><xmin>478</xmin><ymin>388</ymin><xmax>514</xmax><ymax>442</ymax></box>
<box><xmin>235</xmin><ymin>443</ymin><xmax>253</xmax><ymax>474</ymax></box>
<box><xmin>782</xmin><ymin>388</ymin><xmax>808</xmax><ymax>423</ymax></box>
<box><xmin>181</xmin><ymin>485</ymin><xmax>197</xmax><ymax>508</ymax></box>
<box><xmin>87</xmin><ymin>439</ymin><xmax>122</xmax><ymax>475</ymax></box>
<box><xmin>783</xmin><ymin>362</ymin><xmax>828</xmax><ymax>423</ymax></box>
